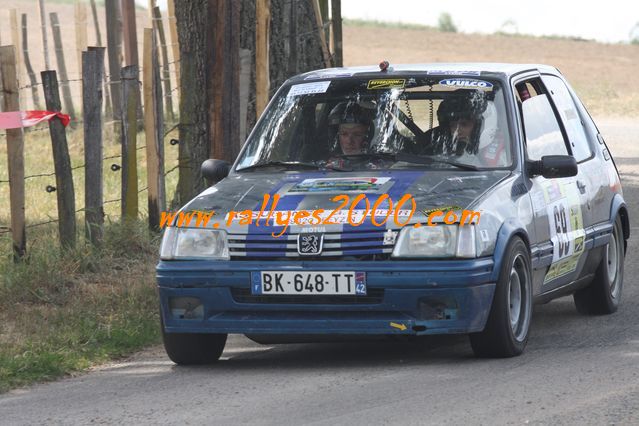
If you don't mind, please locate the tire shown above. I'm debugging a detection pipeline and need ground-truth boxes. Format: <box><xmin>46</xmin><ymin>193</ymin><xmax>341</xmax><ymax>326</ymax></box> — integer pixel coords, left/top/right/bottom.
<box><xmin>573</xmin><ymin>215</ymin><xmax>625</xmax><ymax>315</ymax></box>
<box><xmin>161</xmin><ymin>313</ymin><xmax>227</xmax><ymax>365</ymax></box>
<box><xmin>470</xmin><ymin>236</ymin><xmax>533</xmax><ymax>358</ymax></box>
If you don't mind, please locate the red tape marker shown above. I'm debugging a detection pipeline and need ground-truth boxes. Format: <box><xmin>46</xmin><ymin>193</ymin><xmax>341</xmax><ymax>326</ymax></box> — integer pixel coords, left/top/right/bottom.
<box><xmin>0</xmin><ymin>110</ymin><xmax>71</xmax><ymax>130</ymax></box>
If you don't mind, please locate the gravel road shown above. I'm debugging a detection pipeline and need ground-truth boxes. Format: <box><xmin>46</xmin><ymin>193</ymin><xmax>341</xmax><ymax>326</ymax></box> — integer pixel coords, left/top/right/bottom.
<box><xmin>1</xmin><ymin>118</ymin><xmax>637</xmax><ymax>425</ymax></box>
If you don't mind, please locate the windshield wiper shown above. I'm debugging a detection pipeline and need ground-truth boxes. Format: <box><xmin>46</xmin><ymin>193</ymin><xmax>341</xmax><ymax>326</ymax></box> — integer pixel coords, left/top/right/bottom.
<box><xmin>236</xmin><ymin>161</ymin><xmax>321</xmax><ymax>172</ymax></box>
<box><xmin>336</xmin><ymin>153</ymin><xmax>397</xmax><ymax>161</ymax></box>
<box><xmin>236</xmin><ymin>161</ymin><xmax>351</xmax><ymax>172</ymax></box>
<box><xmin>395</xmin><ymin>153</ymin><xmax>480</xmax><ymax>171</ymax></box>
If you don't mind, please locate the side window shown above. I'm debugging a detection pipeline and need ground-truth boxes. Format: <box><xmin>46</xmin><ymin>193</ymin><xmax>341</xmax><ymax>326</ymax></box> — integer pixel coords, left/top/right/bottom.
<box><xmin>542</xmin><ymin>75</ymin><xmax>592</xmax><ymax>162</ymax></box>
<box><xmin>517</xmin><ymin>78</ymin><xmax>569</xmax><ymax>161</ymax></box>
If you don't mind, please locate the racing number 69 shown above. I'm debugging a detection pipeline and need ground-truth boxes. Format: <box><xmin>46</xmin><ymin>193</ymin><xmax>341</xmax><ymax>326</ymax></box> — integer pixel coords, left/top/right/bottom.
<box><xmin>553</xmin><ymin>204</ymin><xmax>570</xmax><ymax>257</ymax></box>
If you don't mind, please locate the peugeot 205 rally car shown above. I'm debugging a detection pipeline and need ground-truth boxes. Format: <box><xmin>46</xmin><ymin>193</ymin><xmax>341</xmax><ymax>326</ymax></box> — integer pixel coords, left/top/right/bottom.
<box><xmin>158</xmin><ymin>63</ymin><xmax>628</xmax><ymax>362</ymax></box>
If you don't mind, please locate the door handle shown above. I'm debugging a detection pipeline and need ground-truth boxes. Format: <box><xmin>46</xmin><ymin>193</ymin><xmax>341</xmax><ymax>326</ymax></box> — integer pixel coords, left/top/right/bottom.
<box><xmin>576</xmin><ymin>180</ymin><xmax>587</xmax><ymax>194</ymax></box>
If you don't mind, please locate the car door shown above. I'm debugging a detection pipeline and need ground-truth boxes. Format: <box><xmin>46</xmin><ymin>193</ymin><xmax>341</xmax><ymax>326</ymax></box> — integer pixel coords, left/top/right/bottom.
<box><xmin>515</xmin><ymin>76</ymin><xmax>589</xmax><ymax>292</ymax></box>
<box><xmin>541</xmin><ymin>74</ymin><xmax>601</xmax><ymax>277</ymax></box>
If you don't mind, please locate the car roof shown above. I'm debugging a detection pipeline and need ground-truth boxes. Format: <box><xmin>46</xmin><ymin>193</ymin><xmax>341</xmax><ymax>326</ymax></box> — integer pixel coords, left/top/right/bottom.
<box><xmin>293</xmin><ymin>63</ymin><xmax>560</xmax><ymax>81</ymax></box>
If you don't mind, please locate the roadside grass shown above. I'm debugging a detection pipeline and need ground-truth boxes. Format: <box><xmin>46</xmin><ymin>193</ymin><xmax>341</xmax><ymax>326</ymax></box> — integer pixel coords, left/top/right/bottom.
<box><xmin>0</xmin><ymin>220</ymin><xmax>161</xmax><ymax>393</ymax></box>
<box><xmin>0</xmin><ymin>125</ymin><xmax>179</xmax><ymax>393</ymax></box>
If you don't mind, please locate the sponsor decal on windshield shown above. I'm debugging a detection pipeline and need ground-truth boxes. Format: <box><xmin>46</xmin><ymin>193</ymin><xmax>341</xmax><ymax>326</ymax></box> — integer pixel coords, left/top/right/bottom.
<box><xmin>367</xmin><ymin>78</ymin><xmax>406</xmax><ymax>90</ymax></box>
<box><xmin>439</xmin><ymin>79</ymin><xmax>494</xmax><ymax>89</ymax></box>
<box><xmin>287</xmin><ymin>81</ymin><xmax>331</xmax><ymax>96</ymax></box>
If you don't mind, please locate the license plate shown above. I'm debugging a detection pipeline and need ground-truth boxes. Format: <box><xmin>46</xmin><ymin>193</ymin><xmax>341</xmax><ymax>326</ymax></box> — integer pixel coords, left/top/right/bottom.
<box><xmin>251</xmin><ymin>271</ymin><xmax>366</xmax><ymax>295</ymax></box>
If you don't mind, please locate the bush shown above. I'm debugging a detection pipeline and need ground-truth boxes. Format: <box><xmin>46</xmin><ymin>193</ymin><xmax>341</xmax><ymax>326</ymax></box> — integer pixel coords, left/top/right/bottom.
<box><xmin>630</xmin><ymin>23</ymin><xmax>639</xmax><ymax>44</ymax></box>
<box><xmin>438</xmin><ymin>13</ymin><xmax>458</xmax><ymax>33</ymax></box>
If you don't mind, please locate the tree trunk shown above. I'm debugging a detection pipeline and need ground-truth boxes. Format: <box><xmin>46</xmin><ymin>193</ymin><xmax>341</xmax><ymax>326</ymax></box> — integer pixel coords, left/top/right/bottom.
<box><xmin>174</xmin><ymin>0</ymin><xmax>212</xmax><ymax>205</ymax></box>
<box><xmin>240</xmin><ymin>0</ymin><xmax>327</xmax><ymax>132</ymax></box>
<box><xmin>174</xmin><ymin>0</ymin><xmax>329</xmax><ymax>205</ymax></box>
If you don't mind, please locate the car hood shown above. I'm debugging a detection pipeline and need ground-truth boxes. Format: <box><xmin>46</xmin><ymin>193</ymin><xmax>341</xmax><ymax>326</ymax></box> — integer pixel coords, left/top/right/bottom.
<box><xmin>184</xmin><ymin>170</ymin><xmax>510</xmax><ymax>232</ymax></box>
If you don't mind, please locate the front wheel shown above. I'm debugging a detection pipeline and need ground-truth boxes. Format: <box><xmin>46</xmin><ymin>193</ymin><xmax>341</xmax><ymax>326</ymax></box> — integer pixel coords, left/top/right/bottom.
<box><xmin>469</xmin><ymin>237</ymin><xmax>533</xmax><ymax>358</ymax></box>
<box><xmin>573</xmin><ymin>215</ymin><xmax>625</xmax><ymax>315</ymax></box>
<box><xmin>161</xmin><ymin>314</ymin><xmax>227</xmax><ymax>365</ymax></box>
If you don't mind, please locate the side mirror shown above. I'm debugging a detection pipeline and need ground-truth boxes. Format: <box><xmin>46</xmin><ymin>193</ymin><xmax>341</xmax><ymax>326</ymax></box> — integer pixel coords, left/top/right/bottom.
<box><xmin>201</xmin><ymin>159</ymin><xmax>230</xmax><ymax>184</ymax></box>
<box><xmin>527</xmin><ymin>155</ymin><xmax>577</xmax><ymax>179</ymax></box>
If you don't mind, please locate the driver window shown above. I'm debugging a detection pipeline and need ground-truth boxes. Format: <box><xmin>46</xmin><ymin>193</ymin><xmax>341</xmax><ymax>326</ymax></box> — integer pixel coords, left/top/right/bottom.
<box><xmin>522</xmin><ymin>94</ymin><xmax>569</xmax><ymax>161</ymax></box>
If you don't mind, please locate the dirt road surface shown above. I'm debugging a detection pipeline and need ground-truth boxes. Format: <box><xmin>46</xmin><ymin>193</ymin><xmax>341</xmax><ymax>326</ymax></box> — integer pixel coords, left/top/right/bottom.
<box><xmin>1</xmin><ymin>118</ymin><xmax>637</xmax><ymax>425</ymax></box>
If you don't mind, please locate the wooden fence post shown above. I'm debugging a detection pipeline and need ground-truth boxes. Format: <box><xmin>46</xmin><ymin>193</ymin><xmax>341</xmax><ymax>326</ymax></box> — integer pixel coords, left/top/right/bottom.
<box><xmin>21</xmin><ymin>14</ymin><xmax>42</xmax><ymax>110</ymax></box>
<box><xmin>152</xmin><ymin>6</ymin><xmax>174</xmax><ymax>121</ymax></box>
<box><xmin>121</xmin><ymin>0</ymin><xmax>139</xmax><ymax>67</ymax></box>
<box><xmin>105</xmin><ymin>0</ymin><xmax>123</xmax><ymax>127</ymax></box>
<box><xmin>9</xmin><ymin>9</ymin><xmax>25</xmax><ymax>109</ymax></box>
<box><xmin>255</xmin><ymin>0</ymin><xmax>270</xmax><ymax>117</ymax></box>
<box><xmin>75</xmin><ymin>2</ymin><xmax>88</xmax><ymax>78</ymax></box>
<box><xmin>331</xmin><ymin>0</ymin><xmax>342</xmax><ymax>67</ymax></box>
<box><xmin>0</xmin><ymin>46</ymin><xmax>26</xmax><ymax>260</ymax></box>
<box><xmin>312</xmin><ymin>0</ymin><xmax>332</xmax><ymax>67</ymax></box>
<box><xmin>50</xmin><ymin>13</ymin><xmax>76</xmax><ymax>122</ymax></box>
<box><xmin>37</xmin><ymin>0</ymin><xmax>51</xmax><ymax>70</ymax></box>
<box><xmin>167</xmin><ymin>0</ymin><xmax>180</xmax><ymax>98</ymax></box>
<box><xmin>82</xmin><ymin>48</ymin><xmax>105</xmax><ymax>245</ymax></box>
<box><xmin>318</xmin><ymin>0</ymin><xmax>330</xmax><ymax>46</ymax></box>
<box><xmin>89</xmin><ymin>0</ymin><xmax>112</xmax><ymax>118</ymax></box>
<box><xmin>143</xmin><ymin>28</ymin><xmax>165</xmax><ymax>229</ymax></box>
<box><xmin>41</xmin><ymin>70</ymin><xmax>76</xmax><ymax>248</ymax></box>
<box><xmin>120</xmin><ymin>65</ymin><xmax>138</xmax><ymax>220</ymax></box>
<box><xmin>90</xmin><ymin>0</ymin><xmax>102</xmax><ymax>46</ymax></box>
<box><xmin>121</xmin><ymin>0</ymin><xmax>143</xmax><ymax>123</ymax></box>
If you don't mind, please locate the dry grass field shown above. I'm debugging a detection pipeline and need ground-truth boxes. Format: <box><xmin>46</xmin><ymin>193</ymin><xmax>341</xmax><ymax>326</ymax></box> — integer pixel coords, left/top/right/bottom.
<box><xmin>344</xmin><ymin>22</ymin><xmax>639</xmax><ymax>118</ymax></box>
<box><xmin>0</xmin><ymin>1</ymin><xmax>637</xmax><ymax>117</ymax></box>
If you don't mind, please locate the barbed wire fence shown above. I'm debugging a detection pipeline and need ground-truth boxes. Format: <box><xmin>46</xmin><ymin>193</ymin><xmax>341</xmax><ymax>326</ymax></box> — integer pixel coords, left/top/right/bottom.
<box><xmin>0</xmin><ymin>44</ymin><xmax>181</xmax><ymax>255</ymax></box>
<box><xmin>1</xmin><ymin>0</ymin><xmax>340</xmax><ymax>259</ymax></box>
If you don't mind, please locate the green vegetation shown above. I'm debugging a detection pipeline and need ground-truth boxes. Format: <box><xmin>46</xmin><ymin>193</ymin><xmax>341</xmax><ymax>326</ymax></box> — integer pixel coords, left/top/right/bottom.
<box><xmin>0</xmin><ymin>126</ymin><xmax>180</xmax><ymax>393</ymax></box>
<box><xmin>0</xmin><ymin>220</ymin><xmax>161</xmax><ymax>393</ymax></box>
<box><xmin>437</xmin><ymin>13</ymin><xmax>458</xmax><ymax>33</ymax></box>
<box><xmin>343</xmin><ymin>18</ymin><xmax>434</xmax><ymax>31</ymax></box>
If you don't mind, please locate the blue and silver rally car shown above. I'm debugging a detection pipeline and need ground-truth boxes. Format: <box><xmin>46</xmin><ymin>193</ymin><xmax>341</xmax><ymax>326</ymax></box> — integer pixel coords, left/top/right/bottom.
<box><xmin>158</xmin><ymin>63</ymin><xmax>628</xmax><ymax>362</ymax></box>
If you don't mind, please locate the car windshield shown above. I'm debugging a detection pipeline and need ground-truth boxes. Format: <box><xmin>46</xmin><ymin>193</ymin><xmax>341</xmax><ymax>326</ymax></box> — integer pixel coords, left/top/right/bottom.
<box><xmin>236</xmin><ymin>75</ymin><xmax>512</xmax><ymax>172</ymax></box>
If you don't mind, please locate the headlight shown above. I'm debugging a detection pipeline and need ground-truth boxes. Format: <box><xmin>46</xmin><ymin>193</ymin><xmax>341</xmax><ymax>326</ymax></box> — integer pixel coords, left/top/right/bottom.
<box><xmin>391</xmin><ymin>225</ymin><xmax>476</xmax><ymax>258</ymax></box>
<box><xmin>160</xmin><ymin>227</ymin><xmax>229</xmax><ymax>260</ymax></box>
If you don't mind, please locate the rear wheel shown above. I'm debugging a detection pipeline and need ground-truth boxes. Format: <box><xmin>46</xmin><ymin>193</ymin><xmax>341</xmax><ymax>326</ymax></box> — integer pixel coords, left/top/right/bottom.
<box><xmin>470</xmin><ymin>237</ymin><xmax>532</xmax><ymax>358</ymax></box>
<box><xmin>573</xmin><ymin>215</ymin><xmax>625</xmax><ymax>315</ymax></box>
<box><xmin>161</xmin><ymin>313</ymin><xmax>227</xmax><ymax>365</ymax></box>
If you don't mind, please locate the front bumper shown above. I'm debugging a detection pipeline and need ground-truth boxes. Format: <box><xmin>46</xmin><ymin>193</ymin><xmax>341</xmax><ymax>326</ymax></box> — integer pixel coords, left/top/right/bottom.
<box><xmin>157</xmin><ymin>259</ymin><xmax>496</xmax><ymax>336</ymax></box>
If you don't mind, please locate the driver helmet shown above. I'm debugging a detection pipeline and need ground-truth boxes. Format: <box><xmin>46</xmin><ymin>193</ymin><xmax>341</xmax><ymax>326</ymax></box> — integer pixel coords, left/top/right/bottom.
<box><xmin>436</xmin><ymin>90</ymin><xmax>487</xmax><ymax>155</ymax></box>
<box><xmin>328</xmin><ymin>101</ymin><xmax>374</xmax><ymax>154</ymax></box>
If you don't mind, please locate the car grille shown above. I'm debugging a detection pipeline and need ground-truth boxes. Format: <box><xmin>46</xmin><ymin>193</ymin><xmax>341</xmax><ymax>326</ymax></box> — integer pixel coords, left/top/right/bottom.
<box><xmin>228</xmin><ymin>229</ymin><xmax>394</xmax><ymax>260</ymax></box>
<box><xmin>231</xmin><ymin>287</ymin><xmax>385</xmax><ymax>304</ymax></box>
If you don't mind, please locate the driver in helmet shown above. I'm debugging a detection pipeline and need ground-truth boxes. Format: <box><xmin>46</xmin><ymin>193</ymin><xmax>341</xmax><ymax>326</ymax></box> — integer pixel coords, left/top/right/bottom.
<box><xmin>325</xmin><ymin>102</ymin><xmax>386</xmax><ymax>169</ymax></box>
<box><xmin>416</xmin><ymin>91</ymin><xmax>487</xmax><ymax>158</ymax></box>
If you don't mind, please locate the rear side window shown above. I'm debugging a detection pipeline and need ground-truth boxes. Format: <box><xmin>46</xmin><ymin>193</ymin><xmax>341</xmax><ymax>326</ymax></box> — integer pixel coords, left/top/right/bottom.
<box><xmin>542</xmin><ymin>75</ymin><xmax>592</xmax><ymax>162</ymax></box>
<box><xmin>521</xmin><ymin>93</ymin><xmax>568</xmax><ymax>161</ymax></box>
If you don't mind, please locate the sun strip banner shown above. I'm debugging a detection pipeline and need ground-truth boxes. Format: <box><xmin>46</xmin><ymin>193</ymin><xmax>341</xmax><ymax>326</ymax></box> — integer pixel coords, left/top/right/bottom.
<box><xmin>0</xmin><ymin>110</ymin><xmax>71</xmax><ymax>130</ymax></box>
